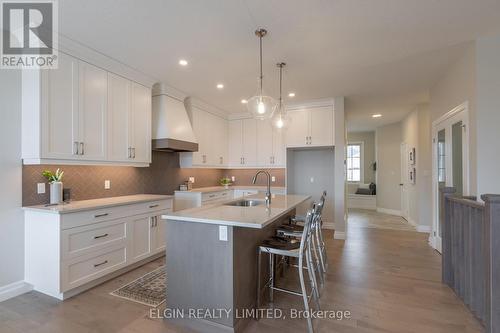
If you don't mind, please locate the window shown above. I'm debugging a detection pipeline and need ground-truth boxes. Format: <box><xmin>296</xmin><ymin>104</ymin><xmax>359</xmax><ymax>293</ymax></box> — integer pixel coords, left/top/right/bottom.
<box><xmin>347</xmin><ymin>143</ymin><xmax>363</xmax><ymax>182</ymax></box>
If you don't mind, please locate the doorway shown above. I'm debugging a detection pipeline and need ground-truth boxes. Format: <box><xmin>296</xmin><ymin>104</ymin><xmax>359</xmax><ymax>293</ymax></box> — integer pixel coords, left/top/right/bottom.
<box><xmin>431</xmin><ymin>102</ymin><xmax>469</xmax><ymax>252</ymax></box>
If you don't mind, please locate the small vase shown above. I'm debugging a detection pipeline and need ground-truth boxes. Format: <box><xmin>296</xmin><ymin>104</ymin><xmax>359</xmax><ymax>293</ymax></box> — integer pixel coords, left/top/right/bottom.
<box><xmin>50</xmin><ymin>182</ymin><xmax>63</xmax><ymax>204</ymax></box>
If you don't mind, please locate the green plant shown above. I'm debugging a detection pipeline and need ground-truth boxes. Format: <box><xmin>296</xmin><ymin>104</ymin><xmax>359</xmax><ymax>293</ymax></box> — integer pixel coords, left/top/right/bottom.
<box><xmin>42</xmin><ymin>168</ymin><xmax>64</xmax><ymax>183</ymax></box>
<box><xmin>219</xmin><ymin>177</ymin><xmax>231</xmax><ymax>186</ymax></box>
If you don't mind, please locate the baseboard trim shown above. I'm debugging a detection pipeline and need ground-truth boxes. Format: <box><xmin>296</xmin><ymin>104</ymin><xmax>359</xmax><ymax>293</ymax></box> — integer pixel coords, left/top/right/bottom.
<box><xmin>333</xmin><ymin>231</ymin><xmax>346</xmax><ymax>240</ymax></box>
<box><xmin>416</xmin><ymin>225</ymin><xmax>432</xmax><ymax>233</ymax></box>
<box><xmin>376</xmin><ymin>207</ymin><xmax>402</xmax><ymax>216</ymax></box>
<box><xmin>0</xmin><ymin>280</ymin><xmax>33</xmax><ymax>302</ymax></box>
<box><xmin>322</xmin><ymin>222</ymin><xmax>335</xmax><ymax>230</ymax></box>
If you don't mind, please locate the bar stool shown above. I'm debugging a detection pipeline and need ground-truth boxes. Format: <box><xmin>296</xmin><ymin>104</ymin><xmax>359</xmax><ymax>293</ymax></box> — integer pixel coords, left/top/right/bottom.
<box><xmin>278</xmin><ymin>191</ymin><xmax>328</xmax><ymax>281</ymax></box>
<box><xmin>257</xmin><ymin>208</ymin><xmax>320</xmax><ymax>333</ymax></box>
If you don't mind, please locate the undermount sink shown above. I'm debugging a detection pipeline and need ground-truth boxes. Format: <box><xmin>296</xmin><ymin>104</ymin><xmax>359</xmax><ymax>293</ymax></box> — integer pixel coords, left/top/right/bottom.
<box><xmin>225</xmin><ymin>199</ymin><xmax>265</xmax><ymax>207</ymax></box>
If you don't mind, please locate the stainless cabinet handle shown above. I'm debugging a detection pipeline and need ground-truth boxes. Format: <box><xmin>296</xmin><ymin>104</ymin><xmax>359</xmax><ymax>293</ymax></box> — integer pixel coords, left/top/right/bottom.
<box><xmin>94</xmin><ymin>233</ymin><xmax>109</xmax><ymax>239</ymax></box>
<box><xmin>94</xmin><ymin>213</ymin><xmax>109</xmax><ymax>218</ymax></box>
<box><xmin>243</xmin><ymin>157</ymin><xmax>245</xmax><ymax>164</ymax></box>
<box><xmin>209</xmin><ymin>194</ymin><xmax>216</xmax><ymax>198</ymax></box>
<box><xmin>149</xmin><ymin>204</ymin><xmax>159</xmax><ymax>208</ymax></box>
<box><xmin>80</xmin><ymin>142</ymin><xmax>84</xmax><ymax>155</ymax></box>
<box><xmin>220</xmin><ymin>156</ymin><xmax>223</xmax><ymax>164</ymax></box>
<box><xmin>94</xmin><ymin>260</ymin><xmax>108</xmax><ymax>268</ymax></box>
<box><xmin>133</xmin><ymin>148</ymin><xmax>136</xmax><ymax>159</ymax></box>
<box><xmin>74</xmin><ymin>141</ymin><xmax>79</xmax><ymax>155</ymax></box>
<box><xmin>128</xmin><ymin>147</ymin><xmax>131</xmax><ymax>158</ymax></box>
<box><xmin>155</xmin><ymin>216</ymin><xmax>158</xmax><ymax>227</ymax></box>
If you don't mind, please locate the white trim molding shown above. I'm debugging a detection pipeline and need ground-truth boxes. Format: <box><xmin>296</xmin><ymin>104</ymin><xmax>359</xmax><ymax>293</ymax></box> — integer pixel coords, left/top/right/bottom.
<box><xmin>416</xmin><ymin>225</ymin><xmax>432</xmax><ymax>233</ymax></box>
<box><xmin>322</xmin><ymin>222</ymin><xmax>335</xmax><ymax>230</ymax></box>
<box><xmin>376</xmin><ymin>207</ymin><xmax>402</xmax><ymax>216</ymax></box>
<box><xmin>0</xmin><ymin>281</ymin><xmax>33</xmax><ymax>302</ymax></box>
<box><xmin>333</xmin><ymin>231</ymin><xmax>346</xmax><ymax>240</ymax></box>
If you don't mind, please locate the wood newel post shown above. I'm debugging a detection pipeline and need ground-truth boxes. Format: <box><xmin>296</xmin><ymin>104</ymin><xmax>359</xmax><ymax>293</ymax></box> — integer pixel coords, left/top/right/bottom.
<box><xmin>441</xmin><ymin>187</ymin><xmax>456</xmax><ymax>285</ymax></box>
<box><xmin>481</xmin><ymin>194</ymin><xmax>500</xmax><ymax>333</ymax></box>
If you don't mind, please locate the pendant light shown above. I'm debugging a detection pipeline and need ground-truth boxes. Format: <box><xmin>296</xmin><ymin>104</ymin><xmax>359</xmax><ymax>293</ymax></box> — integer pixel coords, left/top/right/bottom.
<box><xmin>272</xmin><ymin>62</ymin><xmax>291</xmax><ymax>130</ymax></box>
<box><xmin>247</xmin><ymin>29</ymin><xmax>277</xmax><ymax>120</ymax></box>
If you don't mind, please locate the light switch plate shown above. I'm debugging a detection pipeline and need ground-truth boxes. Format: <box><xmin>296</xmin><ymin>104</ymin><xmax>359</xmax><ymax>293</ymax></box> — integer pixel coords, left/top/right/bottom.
<box><xmin>37</xmin><ymin>183</ymin><xmax>45</xmax><ymax>194</ymax></box>
<box><xmin>219</xmin><ymin>226</ymin><xmax>228</xmax><ymax>241</ymax></box>
<box><xmin>189</xmin><ymin>177</ymin><xmax>195</xmax><ymax>183</ymax></box>
<box><xmin>271</xmin><ymin>176</ymin><xmax>276</xmax><ymax>182</ymax></box>
<box><xmin>104</xmin><ymin>180</ymin><xmax>111</xmax><ymax>189</ymax></box>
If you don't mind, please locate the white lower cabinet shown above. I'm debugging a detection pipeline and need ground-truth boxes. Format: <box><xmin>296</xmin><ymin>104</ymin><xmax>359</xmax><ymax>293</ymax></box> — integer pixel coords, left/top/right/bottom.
<box><xmin>24</xmin><ymin>198</ymin><xmax>172</xmax><ymax>300</ymax></box>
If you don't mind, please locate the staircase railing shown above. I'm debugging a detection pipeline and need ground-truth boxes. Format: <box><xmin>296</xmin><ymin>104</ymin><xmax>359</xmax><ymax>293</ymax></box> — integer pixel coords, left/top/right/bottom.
<box><xmin>441</xmin><ymin>187</ymin><xmax>500</xmax><ymax>333</ymax></box>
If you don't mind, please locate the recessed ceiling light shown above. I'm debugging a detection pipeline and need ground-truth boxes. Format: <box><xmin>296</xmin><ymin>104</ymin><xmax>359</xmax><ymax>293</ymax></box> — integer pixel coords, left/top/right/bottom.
<box><xmin>217</xmin><ymin>83</ymin><xmax>224</xmax><ymax>89</ymax></box>
<box><xmin>241</xmin><ymin>99</ymin><xmax>248</xmax><ymax>104</ymax></box>
<box><xmin>178</xmin><ymin>59</ymin><xmax>188</xmax><ymax>66</ymax></box>
<box><xmin>288</xmin><ymin>92</ymin><xmax>295</xmax><ymax>97</ymax></box>
<box><xmin>372</xmin><ymin>114</ymin><xmax>382</xmax><ymax>118</ymax></box>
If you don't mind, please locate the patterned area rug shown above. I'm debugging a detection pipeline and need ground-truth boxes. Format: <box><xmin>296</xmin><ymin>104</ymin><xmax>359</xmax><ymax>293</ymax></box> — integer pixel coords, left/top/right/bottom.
<box><xmin>110</xmin><ymin>266</ymin><xmax>166</xmax><ymax>307</ymax></box>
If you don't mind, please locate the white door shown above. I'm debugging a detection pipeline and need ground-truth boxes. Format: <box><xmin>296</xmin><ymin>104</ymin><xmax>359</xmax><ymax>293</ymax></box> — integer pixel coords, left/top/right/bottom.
<box><xmin>286</xmin><ymin>109</ymin><xmax>309</xmax><ymax>147</ymax></box>
<box><xmin>78</xmin><ymin>61</ymin><xmax>107</xmax><ymax>161</ymax></box>
<box><xmin>42</xmin><ymin>52</ymin><xmax>80</xmax><ymax>159</ymax></box>
<box><xmin>432</xmin><ymin>103</ymin><xmax>469</xmax><ymax>253</ymax></box>
<box><xmin>256</xmin><ymin>120</ymin><xmax>274</xmax><ymax>166</ymax></box>
<box><xmin>228</xmin><ymin>120</ymin><xmax>243</xmax><ymax>166</ymax></box>
<box><xmin>400</xmin><ymin>143</ymin><xmax>410</xmax><ymax>221</ymax></box>
<box><xmin>310</xmin><ymin>106</ymin><xmax>334</xmax><ymax>146</ymax></box>
<box><xmin>130</xmin><ymin>83</ymin><xmax>151</xmax><ymax>163</ymax></box>
<box><xmin>107</xmin><ymin>73</ymin><xmax>131</xmax><ymax>162</ymax></box>
<box><xmin>242</xmin><ymin>118</ymin><xmax>257</xmax><ymax>166</ymax></box>
<box><xmin>130</xmin><ymin>216</ymin><xmax>152</xmax><ymax>262</ymax></box>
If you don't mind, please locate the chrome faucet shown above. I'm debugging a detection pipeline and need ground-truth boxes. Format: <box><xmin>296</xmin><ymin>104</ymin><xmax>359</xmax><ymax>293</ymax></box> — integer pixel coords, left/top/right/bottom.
<box><xmin>252</xmin><ymin>170</ymin><xmax>271</xmax><ymax>206</ymax></box>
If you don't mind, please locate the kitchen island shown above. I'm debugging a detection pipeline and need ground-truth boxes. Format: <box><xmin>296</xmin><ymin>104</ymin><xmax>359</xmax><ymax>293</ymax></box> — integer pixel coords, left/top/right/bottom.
<box><xmin>161</xmin><ymin>193</ymin><xmax>310</xmax><ymax>333</ymax></box>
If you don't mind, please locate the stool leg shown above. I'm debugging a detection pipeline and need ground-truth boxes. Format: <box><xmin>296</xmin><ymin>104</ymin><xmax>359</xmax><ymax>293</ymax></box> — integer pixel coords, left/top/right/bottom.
<box><xmin>311</xmin><ymin>232</ymin><xmax>324</xmax><ymax>287</ymax></box>
<box><xmin>299</xmin><ymin>251</ymin><xmax>314</xmax><ymax>333</ymax></box>
<box><xmin>315</xmin><ymin>226</ymin><xmax>327</xmax><ymax>276</ymax></box>
<box><xmin>269</xmin><ymin>253</ymin><xmax>274</xmax><ymax>304</ymax></box>
<box><xmin>318</xmin><ymin>221</ymin><xmax>328</xmax><ymax>269</ymax></box>
<box><xmin>306</xmin><ymin>245</ymin><xmax>321</xmax><ymax>310</ymax></box>
<box><xmin>256</xmin><ymin>248</ymin><xmax>262</xmax><ymax>315</ymax></box>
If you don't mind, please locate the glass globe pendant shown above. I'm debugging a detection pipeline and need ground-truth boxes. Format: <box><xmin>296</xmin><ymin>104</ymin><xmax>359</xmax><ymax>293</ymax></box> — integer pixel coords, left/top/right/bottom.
<box><xmin>247</xmin><ymin>29</ymin><xmax>277</xmax><ymax>120</ymax></box>
<box><xmin>272</xmin><ymin>62</ymin><xmax>291</xmax><ymax>130</ymax></box>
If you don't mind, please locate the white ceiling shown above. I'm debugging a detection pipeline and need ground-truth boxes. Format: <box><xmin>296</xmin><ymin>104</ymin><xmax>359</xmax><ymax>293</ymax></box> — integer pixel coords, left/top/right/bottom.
<box><xmin>58</xmin><ymin>0</ymin><xmax>500</xmax><ymax>130</ymax></box>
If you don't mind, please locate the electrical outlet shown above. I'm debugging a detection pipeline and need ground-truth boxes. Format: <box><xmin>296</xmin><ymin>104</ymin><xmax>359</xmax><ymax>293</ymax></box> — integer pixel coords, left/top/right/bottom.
<box><xmin>310</xmin><ymin>177</ymin><xmax>315</xmax><ymax>183</ymax></box>
<box><xmin>271</xmin><ymin>176</ymin><xmax>276</xmax><ymax>182</ymax></box>
<box><xmin>104</xmin><ymin>180</ymin><xmax>111</xmax><ymax>189</ymax></box>
<box><xmin>231</xmin><ymin>176</ymin><xmax>235</xmax><ymax>182</ymax></box>
<box><xmin>189</xmin><ymin>177</ymin><xmax>195</xmax><ymax>183</ymax></box>
<box><xmin>37</xmin><ymin>183</ymin><xmax>45</xmax><ymax>194</ymax></box>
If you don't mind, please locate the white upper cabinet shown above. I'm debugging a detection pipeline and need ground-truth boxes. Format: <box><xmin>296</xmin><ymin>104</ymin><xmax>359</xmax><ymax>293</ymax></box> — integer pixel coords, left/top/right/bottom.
<box><xmin>130</xmin><ymin>83</ymin><xmax>152</xmax><ymax>164</ymax></box>
<box><xmin>228</xmin><ymin>119</ymin><xmax>258</xmax><ymax>167</ymax></box>
<box><xmin>107</xmin><ymin>73</ymin><xmax>131</xmax><ymax>162</ymax></box>
<box><xmin>182</xmin><ymin>107</ymin><xmax>227</xmax><ymax>167</ymax></box>
<box><xmin>242</xmin><ymin>119</ymin><xmax>257</xmax><ymax>166</ymax></box>
<box><xmin>228</xmin><ymin>120</ymin><xmax>243</xmax><ymax>166</ymax></box>
<box><xmin>285</xmin><ymin>106</ymin><xmax>334</xmax><ymax>148</ymax></box>
<box><xmin>78</xmin><ymin>61</ymin><xmax>108</xmax><ymax>161</ymax></box>
<box><xmin>41</xmin><ymin>52</ymin><xmax>80</xmax><ymax>160</ymax></box>
<box><xmin>256</xmin><ymin>121</ymin><xmax>286</xmax><ymax>167</ymax></box>
<box><xmin>22</xmin><ymin>52</ymin><xmax>152</xmax><ymax>166</ymax></box>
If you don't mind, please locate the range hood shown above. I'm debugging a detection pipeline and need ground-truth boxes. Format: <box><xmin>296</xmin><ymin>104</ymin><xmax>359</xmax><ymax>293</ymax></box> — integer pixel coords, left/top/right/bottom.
<box><xmin>151</xmin><ymin>83</ymin><xmax>198</xmax><ymax>152</ymax></box>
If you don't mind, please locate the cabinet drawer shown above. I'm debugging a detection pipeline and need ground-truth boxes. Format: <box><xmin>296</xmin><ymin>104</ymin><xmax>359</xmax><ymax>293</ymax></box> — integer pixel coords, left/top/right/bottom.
<box><xmin>61</xmin><ymin>245</ymin><xmax>127</xmax><ymax>292</ymax></box>
<box><xmin>201</xmin><ymin>190</ymin><xmax>232</xmax><ymax>203</ymax></box>
<box><xmin>61</xmin><ymin>199</ymin><xmax>173</xmax><ymax>229</ymax></box>
<box><xmin>61</xmin><ymin>219</ymin><xmax>127</xmax><ymax>260</ymax></box>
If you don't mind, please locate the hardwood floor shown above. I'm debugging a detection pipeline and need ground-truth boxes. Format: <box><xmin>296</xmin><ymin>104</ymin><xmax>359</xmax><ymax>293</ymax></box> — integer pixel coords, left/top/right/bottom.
<box><xmin>0</xmin><ymin>212</ymin><xmax>483</xmax><ymax>333</ymax></box>
<box><xmin>348</xmin><ymin>209</ymin><xmax>416</xmax><ymax>231</ymax></box>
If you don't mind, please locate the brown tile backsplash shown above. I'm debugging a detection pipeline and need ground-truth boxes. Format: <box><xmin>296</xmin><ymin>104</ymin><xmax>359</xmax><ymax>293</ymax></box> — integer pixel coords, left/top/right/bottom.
<box><xmin>22</xmin><ymin>151</ymin><xmax>286</xmax><ymax>206</ymax></box>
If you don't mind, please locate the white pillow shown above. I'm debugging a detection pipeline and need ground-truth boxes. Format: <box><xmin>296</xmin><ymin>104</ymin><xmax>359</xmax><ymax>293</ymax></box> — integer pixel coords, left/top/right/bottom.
<box><xmin>358</xmin><ymin>183</ymin><xmax>370</xmax><ymax>189</ymax></box>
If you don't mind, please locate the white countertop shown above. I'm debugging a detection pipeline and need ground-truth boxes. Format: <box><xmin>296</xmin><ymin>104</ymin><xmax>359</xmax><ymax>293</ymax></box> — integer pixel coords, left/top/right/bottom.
<box><xmin>162</xmin><ymin>193</ymin><xmax>310</xmax><ymax>229</ymax></box>
<box><xmin>23</xmin><ymin>194</ymin><xmax>174</xmax><ymax>214</ymax></box>
<box><xmin>174</xmin><ymin>185</ymin><xmax>286</xmax><ymax>194</ymax></box>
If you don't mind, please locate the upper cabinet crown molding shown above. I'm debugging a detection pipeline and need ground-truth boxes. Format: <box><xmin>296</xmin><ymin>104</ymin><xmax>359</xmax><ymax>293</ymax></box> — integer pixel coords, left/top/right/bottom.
<box><xmin>188</xmin><ymin>97</ymin><xmax>229</xmax><ymax>120</ymax></box>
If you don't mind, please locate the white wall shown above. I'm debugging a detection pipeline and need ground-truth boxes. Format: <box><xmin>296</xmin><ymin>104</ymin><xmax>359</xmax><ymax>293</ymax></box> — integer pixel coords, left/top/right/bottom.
<box><xmin>429</xmin><ymin>42</ymin><xmax>477</xmax><ymax>195</ymax></box>
<box><xmin>401</xmin><ymin>104</ymin><xmax>432</xmax><ymax>231</ymax></box>
<box><xmin>0</xmin><ymin>70</ymin><xmax>25</xmax><ymax>294</ymax></box>
<box><xmin>476</xmin><ymin>35</ymin><xmax>500</xmax><ymax>196</ymax></box>
<box><xmin>375</xmin><ymin>122</ymin><xmax>402</xmax><ymax>213</ymax></box>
